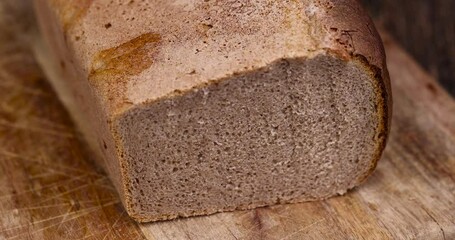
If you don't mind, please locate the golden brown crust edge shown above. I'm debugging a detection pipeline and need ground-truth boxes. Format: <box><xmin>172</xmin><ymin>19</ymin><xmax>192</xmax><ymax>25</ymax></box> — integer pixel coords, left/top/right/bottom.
<box><xmin>320</xmin><ymin>0</ymin><xmax>392</xmax><ymax>184</ymax></box>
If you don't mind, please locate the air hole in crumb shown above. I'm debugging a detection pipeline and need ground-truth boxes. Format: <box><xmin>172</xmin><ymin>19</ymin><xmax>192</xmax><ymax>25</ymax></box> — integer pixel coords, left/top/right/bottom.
<box><xmin>104</xmin><ymin>23</ymin><xmax>112</xmax><ymax>29</ymax></box>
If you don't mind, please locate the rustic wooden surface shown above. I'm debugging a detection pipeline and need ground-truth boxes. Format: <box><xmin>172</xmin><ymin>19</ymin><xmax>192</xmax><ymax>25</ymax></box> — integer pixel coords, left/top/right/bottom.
<box><xmin>1</xmin><ymin>2</ymin><xmax>455</xmax><ymax>240</ymax></box>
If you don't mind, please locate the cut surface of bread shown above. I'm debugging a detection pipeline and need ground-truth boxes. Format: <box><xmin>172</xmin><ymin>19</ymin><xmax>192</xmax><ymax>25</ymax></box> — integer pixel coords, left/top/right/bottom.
<box><xmin>33</xmin><ymin>0</ymin><xmax>391</xmax><ymax>222</ymax></box>
<box><xmin>119</xmin><ymin>55</ymin><xmax>386</xmax><ymax>221</ymax></box>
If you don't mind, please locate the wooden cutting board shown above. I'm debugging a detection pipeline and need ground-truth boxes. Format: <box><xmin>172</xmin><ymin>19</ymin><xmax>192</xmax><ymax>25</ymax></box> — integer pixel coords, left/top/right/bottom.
<box><xmin>1</xmin><ymin>2</ymin><xmax>454</xmax><ymax>240</ymax></box>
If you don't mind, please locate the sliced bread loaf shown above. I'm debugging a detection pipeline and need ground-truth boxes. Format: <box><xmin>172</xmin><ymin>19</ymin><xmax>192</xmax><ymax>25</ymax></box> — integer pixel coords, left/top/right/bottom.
<box><xmin>33</xmin><ymin>0</ymin><xmax>391</xmax><ymax>222</ymax></box>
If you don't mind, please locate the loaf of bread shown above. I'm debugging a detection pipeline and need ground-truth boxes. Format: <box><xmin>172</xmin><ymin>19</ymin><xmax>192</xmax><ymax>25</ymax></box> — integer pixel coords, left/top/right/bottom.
<box><xmin>33</xmin><ymin>0</ymin><xmax>391</xmax><ymax>222</ymax></box>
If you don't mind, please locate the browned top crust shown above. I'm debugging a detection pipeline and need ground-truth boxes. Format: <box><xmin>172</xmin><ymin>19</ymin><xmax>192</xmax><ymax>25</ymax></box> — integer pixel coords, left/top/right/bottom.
<box><xmin>46</xmin><ymin>0</ymin><xmax>390</xmax><ymax>117</ymax></box>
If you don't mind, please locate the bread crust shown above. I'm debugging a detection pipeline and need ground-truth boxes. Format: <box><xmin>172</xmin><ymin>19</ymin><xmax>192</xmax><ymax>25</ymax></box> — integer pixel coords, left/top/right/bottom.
<box><xmin>318</xmin><ymin>0</ymin><xmax>391</xmax><ymax>184</ymax></box>
<box><xmin>34</xmin><ymin>0</ymin><xmax>391</xmax><ymax>222</ymax></box>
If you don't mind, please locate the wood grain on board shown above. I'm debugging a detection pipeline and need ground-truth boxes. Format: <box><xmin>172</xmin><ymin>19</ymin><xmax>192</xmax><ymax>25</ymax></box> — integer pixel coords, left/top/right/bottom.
<box><xmin>0</xmin><ymin>2</ymin><xmax>145</xmax><ymax>239</ymax></box>
<box><xmin>0</xmin><ymin>1</ymin><xmax>455</xmax><ymax>239</ymax></box>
